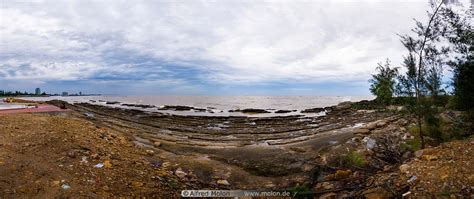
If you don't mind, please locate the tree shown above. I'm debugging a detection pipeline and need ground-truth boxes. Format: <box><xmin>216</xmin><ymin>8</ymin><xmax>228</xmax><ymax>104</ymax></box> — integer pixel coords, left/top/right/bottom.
<box><xmin>440</xmin><ymin>5</ymin><xmax>474</xmax><ymax>109</ymax></box>
<box><xmin>436</xmin><ymin>3</ymin><xmax>474</xmax><ymax>132</ymax></box>
<box><xmin>397</xmin><ymin>0</ymin><xmax>448</xmax><ymax>148</ymax></box>
<box><xmin>369</xmin><ymin>59</ymin><xmax>399</xmax><ymax>104</ymax></box>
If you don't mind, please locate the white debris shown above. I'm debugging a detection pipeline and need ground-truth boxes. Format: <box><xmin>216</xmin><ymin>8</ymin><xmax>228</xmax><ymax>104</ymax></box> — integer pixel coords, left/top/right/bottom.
<box><xmin>362</xmin><ymin>137</ymin><xmax>377</xmax><ymax>150</ymax></box>
<box><xmin>80</xmin><ymin>156</ymin><xmax>88</xmax><ymax>164</ymax></box>
<box><xmin>61</xmin><ymin>184</ymin><xmax>71</xmax><ymax>190</ymax></box>
<box><xmin>94</xmin><ymin>163</ymin><xmax>104</xmax><ymax>168</ymax></box>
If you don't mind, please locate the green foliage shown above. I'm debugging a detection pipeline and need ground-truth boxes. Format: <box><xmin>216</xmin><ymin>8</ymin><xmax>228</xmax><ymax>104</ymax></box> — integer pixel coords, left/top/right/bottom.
<box><xmin>425</xmin><ymin>114</ymin><xmax>444</xmax><ymax>143</ymax></box>
<box><xmin>441</xmin><ymin>5</ymin><xmax>473</xmax><ymax>133</ymax></box>
<box><xmin>453</xmin><ymin>60</ymin><xmax>474</xmax><ymax>111</ymax></box>
<box><xmin>400</xmin><ymin>136</ymin><xmax>422</xmax><ymax>152</ymax></box>
<box><xmin>341</xmin><ymin>151</ymin><xmax>367</xmax><ymax>168</ymax></box>
<box><xmin>287</xmin><ymin>185</ymin><xmax>312</xmax><ymax>199</ymax></box>
<box><xmin>391</xmin><ymin>96</ymin><xmax>416</xmax><ymax>106</ymax></box>
<box><xmin>351</xmin><ymin>100</ymin><xmax>385</xmax><ymax>110</ymax></box>
<box><xmin>395</xmin><ymin>1</ymin><xmax>448</xmax><ymax>149</ymax></box>
<box><xmin>369</xmin><ymin>59</ymin><xmax>399</xmax><ymax>104</ymax></box>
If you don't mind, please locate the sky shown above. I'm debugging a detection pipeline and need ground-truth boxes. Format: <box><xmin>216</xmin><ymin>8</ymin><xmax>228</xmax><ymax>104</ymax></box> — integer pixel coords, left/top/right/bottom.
<box><xmin>0</xmin><ymin>0</ymin><xmax>471</xmax><ymax>96</ymax></box>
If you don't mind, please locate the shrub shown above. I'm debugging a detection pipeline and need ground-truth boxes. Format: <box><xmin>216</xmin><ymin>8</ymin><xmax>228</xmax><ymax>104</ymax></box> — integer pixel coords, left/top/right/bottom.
<box><xmin>341</xmin><ymin>151</ymin><xmax>367</xmax><ymax>168</ymax></box>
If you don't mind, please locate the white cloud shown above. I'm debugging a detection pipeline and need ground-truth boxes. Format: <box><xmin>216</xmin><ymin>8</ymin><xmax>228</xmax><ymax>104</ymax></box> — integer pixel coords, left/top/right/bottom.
<box><xmin>1</xmin><ymin>0</ymin><xmax>468</xmax><ymax>86</ymax></box>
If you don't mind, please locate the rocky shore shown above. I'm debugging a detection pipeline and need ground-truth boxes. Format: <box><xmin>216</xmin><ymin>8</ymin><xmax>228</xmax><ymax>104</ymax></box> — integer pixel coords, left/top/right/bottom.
<box><xmin>0</xmin><ymin>100</ymin><xmax>472</xmax><ymax>197</ymax></box>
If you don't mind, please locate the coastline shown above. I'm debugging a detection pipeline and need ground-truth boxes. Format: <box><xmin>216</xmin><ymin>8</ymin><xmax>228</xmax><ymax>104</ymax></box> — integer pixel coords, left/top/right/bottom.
<box><xmin>0</xmin><ymin>100</ymin><xmax>472</xmax><ymax>197</ymax></box>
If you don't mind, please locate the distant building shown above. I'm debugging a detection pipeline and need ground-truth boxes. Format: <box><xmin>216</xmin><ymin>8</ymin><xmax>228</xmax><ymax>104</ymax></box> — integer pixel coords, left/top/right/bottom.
<box><xmin>432</xmin><ymin>0</ymin><xmax>460</xmax><ymax>5</ymax></box>
<box><xmin>471</xmin><ymin>0</ymin><xmax>474</xmax><ymax>17</ymax></box>
<box><xmin>79</xmin><ymin>91</ymin><xmax>83</xmax><ymax>96</ymax></box>
<box><xmin>444</xmin><ymin>0</ymin><xmax>459</xmax><ymax>4</ymax></box>
<box><xmin>0</xmin><ymin>90</ymin><xmax>4</xmax><ymax>95</ymax></box>
<box><xmin>35</xmin><ymin>88</ymin><xmax>41</xmax><ymax>95</ymax></box>
<box><xmin>62</xmin><ymin>92</ymin><xmax>69</xmax><ymax>96</ymax></box>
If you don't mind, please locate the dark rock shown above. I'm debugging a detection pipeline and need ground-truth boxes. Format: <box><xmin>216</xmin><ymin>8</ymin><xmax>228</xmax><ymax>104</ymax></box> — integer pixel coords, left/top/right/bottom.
<box><xmin>122</xmin><ymin>104</ymin><xmax>155</xmax><ymax>109</ymax></box>
<box><xmin>106</xmin><ymin>101</ymin><xmax>120</xmax><ymax>105</ymax></box>
<box><xmin>158</xmin><ymin>105</ymin><xmax>194</xmax><ymax>111</ymax></box>
<box><xmin>229</xmin><ymin>109</ymin><xmax>271</xmax><ymax>114</ymax></box>
<box><xmin>324</xmin><ymin>106</ymin><xmax>334</xmax><ymax>112</ymax></box>
<box><xmin>194</xmin><ymin>108</ymin><xmax>206</xmax><ymax>112</ymax></box>
<box><xmin>335</xmin><ymin>101</ymin><xmax>352</xmax><ymax>110</ymax></box>
<box><xmin>301</xmin><ymin>107</ymin><xmax>325</xmax><ymax>113</ymax></box>
<box><xmin>275</xmin><ymin>110</ymin><xmax>292</xmax><ymax>114</ymax></box>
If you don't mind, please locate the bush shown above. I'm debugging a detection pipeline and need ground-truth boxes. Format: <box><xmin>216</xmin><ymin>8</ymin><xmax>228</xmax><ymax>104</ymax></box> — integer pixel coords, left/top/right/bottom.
<box><xmin>340</xmin><ymin>151</ymin><xmax>367</xmax><ymax>168</ymax></box>
<box><xmin>401</xmin><ymin>139</ymin><xmax>422</xmax><ymax>152</ymax></box>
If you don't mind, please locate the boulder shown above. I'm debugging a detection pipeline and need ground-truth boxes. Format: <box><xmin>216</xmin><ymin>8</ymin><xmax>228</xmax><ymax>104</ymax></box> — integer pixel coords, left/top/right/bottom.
<box><xmin>301</xmin><ymin>108</ymin><xmax>325</xmax><ymax>113</ymax></box>
<box><xmin>365</xmin><ymin>123</ymin><xmax>377</xmax><ymax>130</ymax></box>
<box><xmin>335</xmin><ymin>101</ymin><xmax>352</xmax><ymax>110</ymax></box>
<box><xmin>275</xmin><ymin>110</ymin><xmax>292</xmax><ymax>114</ymax></box>
<box><xmin>158</xmin><ymin>105</ymin><xmax>194</xmax><ymax>111</ymax></box>
<box><xmin>230</xmin><ymin>109</ymin><xmax>270</xmax><ymax>114</ymax></box>
<box><xmin>355</xmin><ymin>128</ymin><xmax>371</xmax><ymax>135</ymax></box>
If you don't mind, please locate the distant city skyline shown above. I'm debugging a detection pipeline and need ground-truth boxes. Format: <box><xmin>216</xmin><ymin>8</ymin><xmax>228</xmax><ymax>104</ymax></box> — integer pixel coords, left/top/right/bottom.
<box><xmin>1</xmin><ymin>0</ymin><xmax>472</xmax><ymax>96</ymax></box>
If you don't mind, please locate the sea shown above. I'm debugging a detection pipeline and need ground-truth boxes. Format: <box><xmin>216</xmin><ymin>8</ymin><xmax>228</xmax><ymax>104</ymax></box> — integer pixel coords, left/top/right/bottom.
<box><xmin>22</xmin><ymin>96</ymin><xmax>374</xmax><ymax>117</ymax></box>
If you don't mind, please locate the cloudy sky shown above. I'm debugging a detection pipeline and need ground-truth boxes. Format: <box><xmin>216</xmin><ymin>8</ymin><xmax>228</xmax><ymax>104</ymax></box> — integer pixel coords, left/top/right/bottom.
<box><xmin>0</xmin><ymin>0</ymin><xmax>470</xmax><ymax>95</ymax></box>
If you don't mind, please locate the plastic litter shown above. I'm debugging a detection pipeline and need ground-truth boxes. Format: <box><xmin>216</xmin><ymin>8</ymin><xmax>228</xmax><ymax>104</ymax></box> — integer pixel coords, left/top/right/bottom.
<box><xmin>94</xmin><ymin>163</ymin><xmax>104</xmax><ymax>168</ymax></box>
<box><xmin>362</xmin><ymin>137</ymin><xmax>377</xmax><ymax>150</ymax></box>
<box><xmin>61</xmin><ymin>184</ymin><xmax>71</xmax><ymax>190</ymax></box>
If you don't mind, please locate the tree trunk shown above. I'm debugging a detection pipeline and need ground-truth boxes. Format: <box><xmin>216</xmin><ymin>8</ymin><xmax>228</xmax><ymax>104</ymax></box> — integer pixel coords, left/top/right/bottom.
<box><xmin>418</xmin><ymin>114</ymin><xmax>425</xmax><ymax>149</ymax></box>
<box><xmin>415</xmin><ymin>0</ymin><xmax>443</xmax><ymax>149</ymax></box>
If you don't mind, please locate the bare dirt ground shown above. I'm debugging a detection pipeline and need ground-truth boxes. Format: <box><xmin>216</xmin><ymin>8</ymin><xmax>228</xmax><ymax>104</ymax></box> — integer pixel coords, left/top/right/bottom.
<box><xmin>0</xmin><ymin>113</ymin><xmax>183</xmax><ymax>198</ymax></box>
<box><xmin>397</xmin><ymin>137</ymin><xmax>474</xmax><ymax>197</ymax></box>
<box><xmin>1</xmin><ymin>102</ymin><xmax>472</xmax><ymax>198</ymax></box>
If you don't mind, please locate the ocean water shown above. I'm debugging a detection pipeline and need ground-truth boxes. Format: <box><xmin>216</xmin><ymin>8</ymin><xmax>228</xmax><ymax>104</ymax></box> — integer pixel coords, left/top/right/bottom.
<box><xmin>24</xmin><ymin>96</ymin><xmax>374</xmax><ymax>117</ymax></box>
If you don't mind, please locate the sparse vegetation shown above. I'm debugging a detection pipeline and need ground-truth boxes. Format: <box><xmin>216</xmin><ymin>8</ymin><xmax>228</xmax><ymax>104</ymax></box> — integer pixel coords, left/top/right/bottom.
<box><xmin>340</xmin><ymin>151</ymin><xmax>367</xmax><ymax>168</ymax></box>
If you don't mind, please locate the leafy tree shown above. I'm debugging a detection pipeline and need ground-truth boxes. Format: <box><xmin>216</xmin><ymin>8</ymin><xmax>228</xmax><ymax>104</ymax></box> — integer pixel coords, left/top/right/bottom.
<box><xmin>397</xmin><ymin>0</ymin><xmax>448</xmax><ymax>148</ymax></box>
<box><xmin>436</xmin><ymin>3</ymin><xmax>474</xmax><ymax>132</ymax></box>
<box><xmin>369</xmin><ymin>59</ymin><xmax>399</xmax><ymax>104</ymax></box>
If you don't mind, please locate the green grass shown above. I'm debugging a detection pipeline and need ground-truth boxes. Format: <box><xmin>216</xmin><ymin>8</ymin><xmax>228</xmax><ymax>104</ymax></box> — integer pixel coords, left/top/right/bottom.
<box><xmin>287</xmin><ymin>185</ymin><xmax>312</xmax><ymax>199</ymax></box>
<box><xmin>401</xmin><ymin>139</ymin><xmax>422</xmax><ymax>151</ymax></box>
<box><xmin>341</xmin><ymin>151</ymin><xmax>367</xmax><ymax>168</ymax></box>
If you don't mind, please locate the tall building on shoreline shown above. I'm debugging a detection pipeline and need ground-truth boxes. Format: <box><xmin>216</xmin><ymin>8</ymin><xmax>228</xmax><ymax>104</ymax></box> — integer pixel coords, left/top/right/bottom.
<box><xmin>471</xmin><ymin>0</ymin><xmax>474</xmax><ymax>17</ymax></box>
<box><xmin>35</xmin><ymin>88</ymin><xmax>41</xmax><ymax>95</ymax></box>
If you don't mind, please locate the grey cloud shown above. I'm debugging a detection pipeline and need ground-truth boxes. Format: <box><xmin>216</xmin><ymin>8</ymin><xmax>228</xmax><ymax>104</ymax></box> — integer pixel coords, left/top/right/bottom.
<box><xmin>2</xmin><ymin>0</ymin><xmax>466</xmax><ymax>85</ymax></box>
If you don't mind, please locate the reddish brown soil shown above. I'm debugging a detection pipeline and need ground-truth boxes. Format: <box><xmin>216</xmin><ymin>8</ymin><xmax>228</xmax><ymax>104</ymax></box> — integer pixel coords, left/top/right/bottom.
<box><xmin>0</xmin><ymin>113</ymin><xmax>182</xmax><ymax>198</ymax></box>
